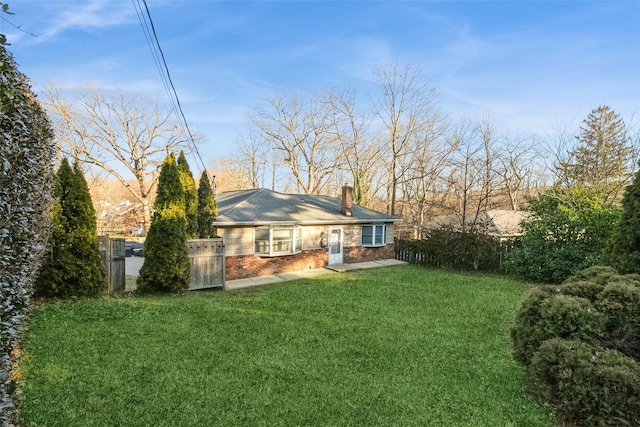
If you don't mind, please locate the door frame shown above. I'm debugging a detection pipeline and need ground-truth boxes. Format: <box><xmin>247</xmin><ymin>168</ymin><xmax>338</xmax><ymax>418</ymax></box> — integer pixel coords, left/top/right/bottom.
<box><xmin>328</xmin><ymin>227</ymin><xmax>344</xmax><ymax>265</ymax></box>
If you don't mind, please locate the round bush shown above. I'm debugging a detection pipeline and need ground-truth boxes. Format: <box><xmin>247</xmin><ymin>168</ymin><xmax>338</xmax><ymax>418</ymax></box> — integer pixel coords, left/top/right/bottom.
<box><xmin>560</xmin><ymin>280</ymin><xmax>605</xmax><ymax>302</ymax></box>
<box><xmin>511</xmin><ymin>291</ymin><xmax>604</xmax><ymax>366</ymax></box>
<box><xmin>527</xmin><ymin>338</ymin><xmax>596</xmax><ymax>408</ymax></box>
<box><xmin>607</xmin><ymin>274</ymin><xmax>640</xmax><ymax>288</ymax></box>
<box><xmin>596</xmin><ymin>282</ymin><xmax>640</xmax><ymax>360</ymax></box>
<box><xmin>562</xmin><ymin>265</ymin><xmax>619</xmax><ymax>286</ymax></box>
<box><xmin>528</xmin><ymin>338</ymin><xmax>640</xmax><ymax>426</ymax></box>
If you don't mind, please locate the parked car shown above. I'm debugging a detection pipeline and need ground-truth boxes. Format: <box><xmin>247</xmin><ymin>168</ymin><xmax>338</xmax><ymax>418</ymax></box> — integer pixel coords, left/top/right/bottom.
<box><xmin>125</xmin><ymin>241</ymin><xmax>144</xmax><ymax>257</ymax></box>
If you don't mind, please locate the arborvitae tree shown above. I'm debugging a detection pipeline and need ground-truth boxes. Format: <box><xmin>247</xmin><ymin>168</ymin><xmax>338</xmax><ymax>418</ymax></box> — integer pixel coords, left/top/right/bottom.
<box><xmin>137</xmin><ymin>154</ymin><xmax>190</xmax><ymax>293</ymax></box>
<box><xmin>602</xmin><ymin>168</ymin><xmax>640</xmax><ymax>274</ymax></box>
<box><xmin>177</xmin><ymin>151</ymin><xmax>198</xmax><ymax>238</ymax></box>
<box><xmin>35</xmin><ymin>159</ymin><xmax>106</xmax><ymax>297</ymax></box>
<box><xmin>197</xmin><ymin>171</ymin><xmax>218</xmax><ymax>238</ymax></box>
<box><xmin>557</xmin><ymin>106</ymin><xmax>633</xmax><ymax>201</ymax></box>
<box><xmin>1</xmin><ymin>25</ymin><xmax>55</xmax><ymax>423</ymax></box>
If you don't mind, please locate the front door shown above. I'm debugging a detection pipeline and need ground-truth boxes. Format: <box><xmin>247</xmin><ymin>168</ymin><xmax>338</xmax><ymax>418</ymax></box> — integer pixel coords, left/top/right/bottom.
<box><xmin>328</xmin><ymin>227</ymin><xmax>343</xmax><ymax>265</ymax></box>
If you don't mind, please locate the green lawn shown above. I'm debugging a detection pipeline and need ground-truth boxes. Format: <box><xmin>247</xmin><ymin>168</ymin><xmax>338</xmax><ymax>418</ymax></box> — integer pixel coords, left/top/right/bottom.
<box><xmin>17</xmin><ymin>266</ymin><xmax>552</xmax><ymax>426</ymax></box>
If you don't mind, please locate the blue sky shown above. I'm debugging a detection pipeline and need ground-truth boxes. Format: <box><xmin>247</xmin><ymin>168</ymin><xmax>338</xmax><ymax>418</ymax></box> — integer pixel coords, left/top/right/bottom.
<box><xmin>3</xmin><ymin>1</ymin><xmax>639</xmax><ymax>169</ymax></box>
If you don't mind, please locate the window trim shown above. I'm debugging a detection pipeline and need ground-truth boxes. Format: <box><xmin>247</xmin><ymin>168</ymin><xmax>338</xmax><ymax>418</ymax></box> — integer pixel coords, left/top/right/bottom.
<box><xmin>254</xmin><ymin>225</ymin><xmax>303</xmax><ymax>257</ymax></box>
<box><xmin>361</xmin><ymin>223</ymin><xmax>386</xmax><ymax>247</ymax></box>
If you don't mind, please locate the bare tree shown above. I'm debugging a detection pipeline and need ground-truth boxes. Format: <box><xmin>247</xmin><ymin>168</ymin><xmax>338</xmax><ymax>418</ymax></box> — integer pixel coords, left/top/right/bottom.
<box><xmin>442</xmin><ymin>117</ymin><xmax>500</xmax><ymax>229</ymax></box>
<box><xmin>250</xmin><ymin>89</ymin><xmax>341</xmax><ymax>195</ymax></box>
<box><xmin>494</xmin><ymin>134</ymin><xmax>541</xmax><ymax>210</ymax></box>
<box><xmin>372</xmin><ymin>61</ymin><xmax>440</xmax><ymax>215</ymax></box>
<box><xmin>87</xmin><ymin>174</ymin><xmax>147</xmax><ymax>235</ymax></box>
<box><xmin>44</xmin><ymin>84</ymin><xmax>191</xmax><ymax>229</ymax></box>
<box><xmin>400</xmin><ymin>120</ymin><xmax>452</xmax><ymax>238</ymax></box>
<box><xmin>235</xmin><ymin>130</ymin><xmax>285</xmax><ymax>191</ymax></box>
<box><xmin>208</xmin><ymin>158</ymin><xmax>251</xmax><ymax>192</ymax></box>
<box><xmin>327</xmin><ymin>85</ymin><xmax>381</xmax><ymax>206</ymax></box>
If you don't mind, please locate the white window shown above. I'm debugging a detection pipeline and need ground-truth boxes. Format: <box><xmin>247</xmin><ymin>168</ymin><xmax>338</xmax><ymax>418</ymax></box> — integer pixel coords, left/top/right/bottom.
<box><xmin>255</xmin><ymin>225</ymin><xmax>303</xmax><ymax>256</ymax></box>
<box><xmin>362</xmin><ymin>224</ymin><xmax>386</xmax><ymax>247</ymax></box>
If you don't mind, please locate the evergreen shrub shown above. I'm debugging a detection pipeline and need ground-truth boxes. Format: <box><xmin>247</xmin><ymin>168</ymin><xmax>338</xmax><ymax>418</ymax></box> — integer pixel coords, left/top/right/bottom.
<box><xmin>511</xmin><ymin>291</ymin><xmax>604</xmax><ymax>365</ymax></box>
<box><xmin>35</xmin><ymin>159</ymin><xmax>106</xmax><ymax>298</ymax></box>
<box><xmin>562</xmin><ymin>265</ymin><xmax>618</xmax><ymax>286</ymax></box>
<box><xmin>137</xmin><ymin>154</ymin><xmax>190</xmax><ymax>293</ymax></box>
<box><xmin>528</xmin><ymin>338</ymin><xmax>640</xmax><ymax>426</ymax></box>
<box><xmin>513</xmin><ymin>266</ymin><xmax>640</xmax><ymax>426</ymax></box>
<box><xmin>0</xmin><ymin>40</ymin><xmax>55</xmax><ymax>423</ymax></box>
<box><xmin>177</xmin><ymin>151</ymin><xmax>198</xmax><ymax>239</ymax></box>
<box><xmin>196</xmin><ymin>171</ymin><xmax>217</xmax><ymax>239</ymax></box>
<box><xmin>602</xmin><ymin>166</ymin><xmax>640</xmax><ymax>274</ymax></box>
<box><xmin>595</xmin><ymin>281</ymin><xmax>640</xmax><ymax>360</ymax></box>
<box><xmin>561</xmin><ymin>280</ymin><xmax>606</xmax><ymax>301</ymax></box>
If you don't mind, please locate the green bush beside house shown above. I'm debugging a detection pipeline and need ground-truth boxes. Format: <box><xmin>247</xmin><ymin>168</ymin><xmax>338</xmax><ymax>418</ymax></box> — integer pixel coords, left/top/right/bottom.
<box><xmin>35</xmin><ymin>159</ymin><xmax>106</xmax><ymax>298</ymax></box>
<box><xmin>137</xmin><ymin>154</ymin><xmax>190</xmax><ymax>293</ymax></box>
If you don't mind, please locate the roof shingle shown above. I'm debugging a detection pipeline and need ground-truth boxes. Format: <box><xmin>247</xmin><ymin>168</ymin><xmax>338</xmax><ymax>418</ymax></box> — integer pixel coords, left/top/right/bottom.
<box><xmin>214</xmin><ymin>188</ymin><xmax>401</xmax><ymax>226</ymax></box>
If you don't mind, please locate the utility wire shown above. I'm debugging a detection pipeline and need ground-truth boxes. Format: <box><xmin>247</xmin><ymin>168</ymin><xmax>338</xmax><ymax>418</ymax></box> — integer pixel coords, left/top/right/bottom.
<box><xmin>132</xmin><ymin>0</ymin><xmax>210</xmax><ymax>180</ymax></box>
<box><xmin>132</xmin><ymin>1</ymin><xmax>178</xmax><ymax>119</ymax></box>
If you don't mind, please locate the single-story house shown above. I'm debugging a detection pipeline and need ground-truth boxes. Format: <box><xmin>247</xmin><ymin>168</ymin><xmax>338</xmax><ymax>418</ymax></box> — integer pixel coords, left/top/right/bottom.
<box><xmin>214</xmin><ymin>185</ymin><xmax>402</xmax><ymax>280</ymax></box>
<box><xmin>424</xmin><ymin>210</ymin><xmax>530</xmax><ymax>242</ymax></box>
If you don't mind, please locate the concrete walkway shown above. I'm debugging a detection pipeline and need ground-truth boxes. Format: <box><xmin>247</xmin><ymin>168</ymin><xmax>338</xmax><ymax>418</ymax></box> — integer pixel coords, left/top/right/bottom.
<box><xmin>224</xmin><ymin>259</ymin><xmax>407</xmax><ymax>291</ymax></box>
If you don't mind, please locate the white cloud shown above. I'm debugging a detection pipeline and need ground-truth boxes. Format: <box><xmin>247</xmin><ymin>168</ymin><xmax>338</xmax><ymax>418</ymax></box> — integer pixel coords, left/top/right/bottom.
<box><xmin>7</xmin><ymin>0</ymin><xmax>137</xmax><ymax>44</ymax></box>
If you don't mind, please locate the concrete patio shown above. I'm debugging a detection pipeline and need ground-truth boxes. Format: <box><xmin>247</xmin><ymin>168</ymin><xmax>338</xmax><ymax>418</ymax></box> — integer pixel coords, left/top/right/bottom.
<box><xmin>224</xmin><ymin>259</ymin><xmax>407</xmax><ymax>291</ymax></box>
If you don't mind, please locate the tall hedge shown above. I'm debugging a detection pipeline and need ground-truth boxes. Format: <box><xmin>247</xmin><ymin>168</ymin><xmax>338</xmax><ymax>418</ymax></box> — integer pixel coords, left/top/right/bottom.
<box><xmin>197</xmin><ymin>171</ymin><xmax>217</xmax><ymax>238</ymax></box>
<box><xmin>177</xmin><ymin>151</ymin><xmax>198</xmax><ymax>239</ymax></box>
<box><xmin>35</xmin><ymin>159</ymin><xmax>106</xmax><ymax>298</ymax></box>
<box><xmin>137</xmin><ymin>154</ymin><xmax>190</xmax><ymax>293</ymax></box>
<box><xmin>0</xmin><ymin>42</ymin><xmax>55</xmax><ymax>423</ymax></box>
<box><xmin>602</xmin><ymin>167</ymin><xmax>640</xmax><ymax>274</ymax></box>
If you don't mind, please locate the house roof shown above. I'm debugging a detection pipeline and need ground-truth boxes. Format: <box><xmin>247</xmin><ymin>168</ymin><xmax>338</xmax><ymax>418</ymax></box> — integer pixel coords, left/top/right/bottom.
<box><xmin>425</xmin><ymin>210</ymin><xmax>530</xmax><ymax>238</ymax></box>
<box><xmin>214</xmin><ymin>188</ymin><xmax>402</xmax><ymax>226</ymax></box>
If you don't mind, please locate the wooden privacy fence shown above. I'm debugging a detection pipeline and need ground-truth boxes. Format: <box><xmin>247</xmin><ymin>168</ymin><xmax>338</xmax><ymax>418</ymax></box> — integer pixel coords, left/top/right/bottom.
<box><xmin>395</xmin><ymin>235</ymin><xmax>518</xmax><ymax>272</ymax></box>
<box><xmin>99</xmin><ymin>236</ymin><xmax>125</xmax><ymax>293</ymax></box>
<box><xmin>187</xmin><ymin>238</ymin><xmax>225</xmax><ymax>290</ymax></box>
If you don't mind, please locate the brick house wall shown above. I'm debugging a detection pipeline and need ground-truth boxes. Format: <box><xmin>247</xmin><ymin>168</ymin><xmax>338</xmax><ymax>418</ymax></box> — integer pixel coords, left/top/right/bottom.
<box><xmin>344</xmin><ymin>243</ymin><xmax>395</xmax><ymax>263</ymax></box>
<box><xmin>225</xmin><ymin>242</ymin><xmax>396</xmax><ymax>280</ymax></box>
<box><xmin>225</xmin><ymin>249</ymin><xmax>328</xmax><ymax>280</ymax></box>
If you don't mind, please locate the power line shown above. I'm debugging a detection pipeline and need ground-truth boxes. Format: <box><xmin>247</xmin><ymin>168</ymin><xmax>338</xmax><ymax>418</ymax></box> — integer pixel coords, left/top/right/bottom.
<box><xmin>132</xmin><ymin>1</ymin><xmax>177</xmax><ymax>119</ymax></box>
<box><xmin>132</xmin><ymin>0</ymin><xmax>210</xmax><ymax>179</ymax></box>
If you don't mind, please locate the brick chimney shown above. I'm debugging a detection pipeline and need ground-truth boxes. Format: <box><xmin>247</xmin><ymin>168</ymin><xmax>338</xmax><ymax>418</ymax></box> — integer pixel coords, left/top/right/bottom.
<box><xmin>341</xmin><ymin>184</ymin><xmax>353</xmax><ymax>216</ymax></box>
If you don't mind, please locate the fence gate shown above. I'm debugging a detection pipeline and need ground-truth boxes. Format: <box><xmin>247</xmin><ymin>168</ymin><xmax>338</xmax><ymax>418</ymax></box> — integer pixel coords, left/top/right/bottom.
<box><xmin>187</xmin><ymin>238</ymin><xmax>225</xmax><ymax>290</ymax></box>
<box><xmin>99</xmin><ymin>236</ymin><xmax>126</xmax><ymax>293</ymax></box>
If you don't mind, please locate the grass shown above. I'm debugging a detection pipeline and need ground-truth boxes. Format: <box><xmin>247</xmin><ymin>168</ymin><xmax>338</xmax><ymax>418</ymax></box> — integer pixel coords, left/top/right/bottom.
<box><xmin>17</xmin><ymin>266</ymin><xmax>552</xmax><ymax>426</ymax></box>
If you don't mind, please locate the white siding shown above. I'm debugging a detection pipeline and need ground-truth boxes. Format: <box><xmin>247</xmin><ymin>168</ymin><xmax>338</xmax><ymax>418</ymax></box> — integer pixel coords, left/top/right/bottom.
<box><xmin>386</xmin><ymin>223</ymin><xmax>395</xmax><ymax>243</ymax></box>
<box><xmin>301</xmin><ymin>225</ymin><xmax>326</xmax><ymax>250</ymax></box>
<box><xmin>341</xmin><ymin>224</ymin><xmax>360</xmax><ymax>247</ymax></box>
<box><xmin>218</xmin><ymin>222</ymin><xmax>396</xmax><ymax>256</ymax></box>
<box><xmin>217</xmin><ymin>227</ymin><xmax>254</xmax><ymax>256</ymax></box>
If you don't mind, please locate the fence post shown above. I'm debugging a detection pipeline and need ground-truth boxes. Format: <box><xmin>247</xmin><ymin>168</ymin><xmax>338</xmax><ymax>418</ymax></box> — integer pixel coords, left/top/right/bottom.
<box><xmin>99</xmin><ymin>235</ymin><xmax>112</xmax><ymax>293</ymax></box>
<box><xmin>110</xmin><ymin>238</ymin><xmax>126</xmax><ymax>293</ymax></box>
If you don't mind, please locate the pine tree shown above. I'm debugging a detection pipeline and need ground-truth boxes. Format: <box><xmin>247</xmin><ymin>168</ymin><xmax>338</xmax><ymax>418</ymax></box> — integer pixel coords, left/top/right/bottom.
<box><xmin>197</xmin><ymin>171</ymin><xmax>218</xmax><ymax>238</ymax></box>
<box><xmin>602</xmin><ymin>168</ymin><xmax>640</xmax><ymax>274</ymax></box>
<box><xmin>35</xmin><ymin>159</ymin><xmax>106</xmax><ymax>297</ymax></box>
<box><xmin>557</xmin><ymin>106</ymin><xmax>632</xmax><ymax>200</ymax></box>
<box><xmin>137</xmin><ymin>154</ymin><xmax>190</xmax><ymax>293</ymax></box>
<box><xmin>177</xmin><ymin>151</ymin><xmax>198</xmax><ymax>239</ymax></box>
